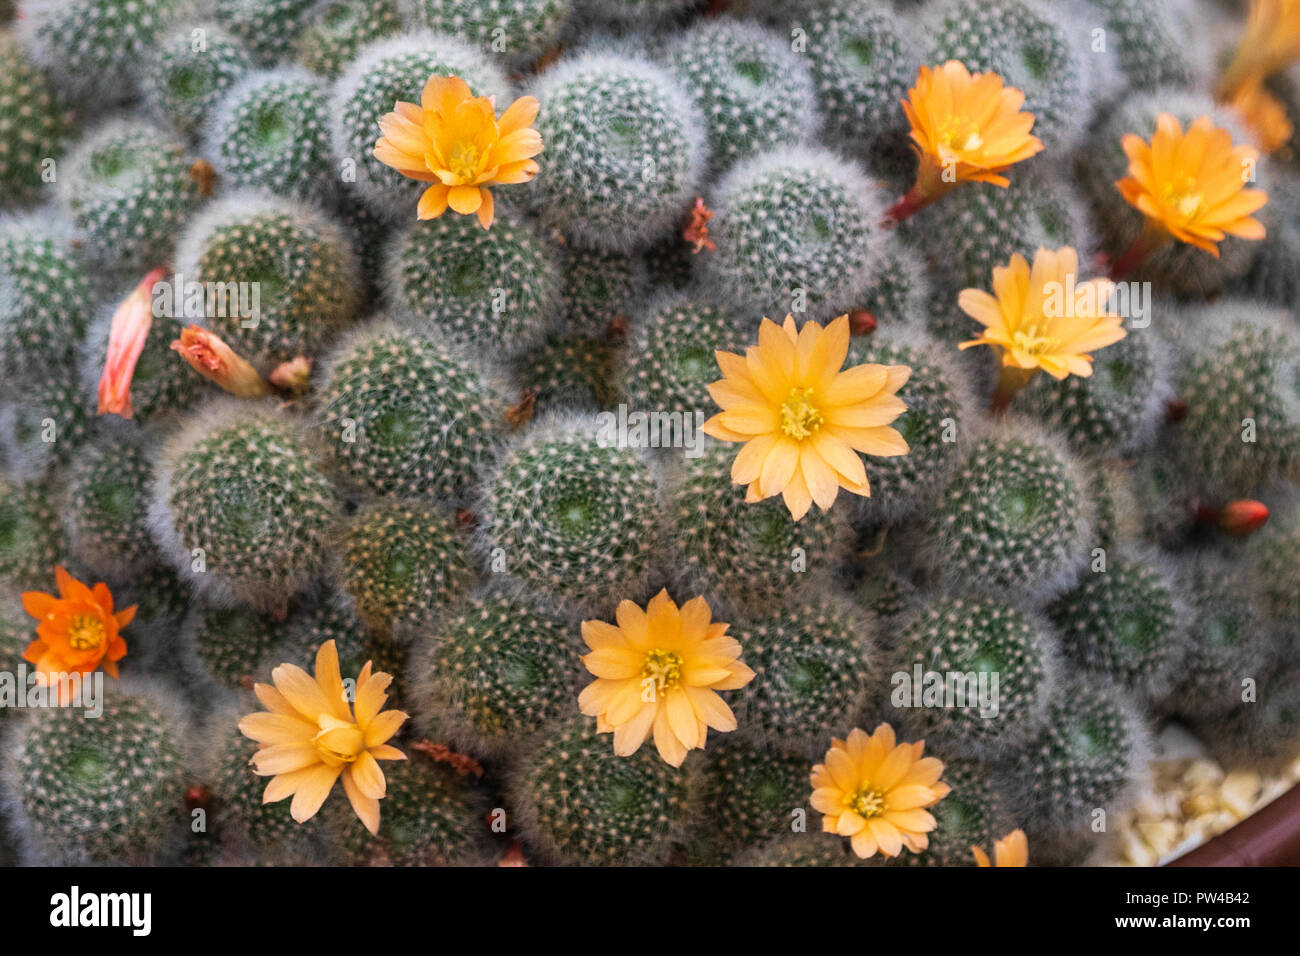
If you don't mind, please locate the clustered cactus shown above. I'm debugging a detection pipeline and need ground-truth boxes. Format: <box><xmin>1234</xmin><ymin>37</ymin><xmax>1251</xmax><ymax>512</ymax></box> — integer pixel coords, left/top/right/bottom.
<box><xmin>1</xmin><ymin>0</ymin><xmax>1298</xmax><ymax>872</ymax></box>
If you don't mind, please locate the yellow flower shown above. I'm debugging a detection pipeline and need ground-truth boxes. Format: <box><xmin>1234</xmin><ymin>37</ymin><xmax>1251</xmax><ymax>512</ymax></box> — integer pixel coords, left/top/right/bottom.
<box><xmin>578</xmin><ymin>590</ymin><xmax>754</xmax><ymax>767</ymax></box>
<box><xmin>1115</xmin><ymin>113</ymin><xmax>1268</xmax><ymax>257</ymax></box>
<box><xmin>889</xmin><ymin>60</ymin><xmax>1044</xmax><ymax>221</ymax></box>
<box><xmin>238</xmin><ymin>640</ymin><xmax>407</xmax><ymax>834</ymax></box>
<box><xmin>702</xmin><ymin>314</ymin><xmax>910</xmax><ymax>521</ymax></box>
<box><xmin>1217</xmin><ymin>0</ymin><xmax>1300</xmax><ymax>100</ymax></box>
<box><xmin>957</xmin><ymin>246</ymin><xmax>1127</xmax><ymax>381</ymax></box>
<box><xmin>1230</xmin><ymin>80</ymin><xmax>1294</xmax><ymax>154</ymax></box>
<box><xmin>972</xmin><ymin>828</ymin><xmax>1029</xmax><ymax>867</ymax></box>
<box><xmin>372</xmin><ymin>74</ymin><xmax>543</xmax><ymax>228</ymax></box>
<box><xmin>810</xmin><ymin>724</ymin><xmax>951</xmax><ymax>860</ymax></box>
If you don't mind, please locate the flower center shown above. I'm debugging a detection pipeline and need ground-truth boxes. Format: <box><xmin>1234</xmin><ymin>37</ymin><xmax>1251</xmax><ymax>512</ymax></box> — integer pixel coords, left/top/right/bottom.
<box><xmin>66</xmin><ymin>614</ymin><xmax>105</xmax><ymax>651</ymax></box>
<box><xmin>314</xmin><ymin>722</ymin><xmax>366</xmax><ymax>765</ymax></box>
<box><xmin>849</xmin><ymin>784</ymin><xmax>886</xmax><ymax>819</ymax></box>
<box><xmin>1012</xmin><ymin>320</ymin><xmax>1060</xmax><ymax>356</ymax></box>
<box><xmin>780</xmin><ymin>388</ymin><xmax>823</xmax><ymax>440</ymax></box>
<box><xmin>641</xmin><ymin>649</ymin><xmax>684</xmax><ymax>693</ymax></box>
<box><xmin>937</xmin><ymin>117</ymin><xmax>983</xmax><ymax>155</ymax></box>
<box><xmin>1161</xmin><ymin>177</ymin><xmax>1204</xmax><ymax>221</ymax></box>
<box><xmin>447</xmin><ymin>140</ymin><xmax>482</xmax><ymax>182</ymax></box>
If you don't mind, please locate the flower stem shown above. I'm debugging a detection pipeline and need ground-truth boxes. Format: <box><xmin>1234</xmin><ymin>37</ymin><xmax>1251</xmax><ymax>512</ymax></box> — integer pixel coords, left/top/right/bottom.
<box><xmin>990</xmin><ymin>364</ymin><xmax>1035</xmax><ymax>414</ymax></box>
<box><xmin>1109</xmin><ymin>222</ymin><xmax>1168</xmax><ymax>281</ymax></box>
<box><xmin>883</xmin><ymin>186</ymin><xmax>930</xmax><ymax>225</ymax></box>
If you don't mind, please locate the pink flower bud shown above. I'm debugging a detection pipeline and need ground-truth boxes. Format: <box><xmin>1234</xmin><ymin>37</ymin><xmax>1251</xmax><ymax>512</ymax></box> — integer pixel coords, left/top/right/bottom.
<box><xmin>169</xmin><ymin>325</ymin><xmax>273</xmax><ymax>398</ymax></box>
<box><xmin>96</xmin><ymin>267</ymin><xmax>167</xmax><ymax>419</ymax></box>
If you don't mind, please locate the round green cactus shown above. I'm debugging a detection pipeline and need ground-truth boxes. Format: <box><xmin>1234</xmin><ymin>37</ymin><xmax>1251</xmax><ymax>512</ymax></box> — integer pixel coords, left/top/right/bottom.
<box><xmin>154</xmin><ymin>405</ymin><xmax>339</xmax><ymax>613</ymax></box>
<box><xmin>0</xmin><ymin>479</ymin><xmax>65</xmax><ymax>591</ymax></box>
<box><xmin>519</xmin><ymin>334</ymin><xmax>619</xmax><ymax>412</ymax></box>
<box><xmin>482</xmin><ymin>416</ymin><xmax>663</xmax><ymax>611</ymax></box>
<box><xmin>413</xmin><ymin>593</ymin><xmax>579</xmax><ymax>753</ymax></box>
<box><xmin>387</xmin><ymin>212</ymin><xmax>560</xmax><ymax>356</ymax></box>
<box><xmin>557</xmin><ymin>246</ymin><xmax>646</xmax><ymax>337</ymax></box>
<box><xmin>895</xmin><ymin>594</ymin><xmax>1054</xmax><ymax>753</ymax></box>
<box><xmin>928</xmin><ymin>424</ymin><xmax>1090</xmax><ymax>595</ymax></box>
<box><xmin>215</xmin><ymin>0</ymin><xmax>321</xmax><ymax>64</ymax></box>
<box><xmin>330</xmin><ymin>31</ymin><xmax>510</xmax><ymax>219</ymax></box>
<box><xmin>698</xmin><ymin>741</ymin><xmax>810</xmax><ymax>853</ymax></box>
<box><xmin>315</xmin><ymin>322</ymin><xmax>502</xmax><ymax>500</ymax></box>
<box><xmin>727</xmin><ymin>832</ymin><xmax>864</xmax><ymax>867</ymax></box>
<box><xmin>858</xmin><ymin>238</ymin><xmax>931</xmax><ymax>328</ymax></box>
<box><xmin>341</xmin><ymin>500</ymin><xmax>474</xmax><ymax>629</ymax></box>
<box><xmin>898</xmin><ymin>758</ymin><xmax>1000</xmax><ymax>867</ymax></box>
<box><xmin>0</xmin><ymin>369</ymin><xmax>91</xmax><ymax>481</ymax></box>
<box><xmin>0</xmin><ymin>219</ymin><xmax>90</xmax><ymax>385</ymax></box>
<box><xmin>619</xmin><ymin>293</ymin><xmax>747</xmax><ymax>420</ymax></box>
<box><xmin>207</xmin><ymin>67</ymin><xmax>334</xmax><ymax>201</ymax></box>
<box><xmin>295</xmin><ymin>0</ymin><xmax>404</xmax><ymax>78</ymax></box>
<box><xmin>142</xmin><ymin>24</ymin><xmax>254</xmax><ymax>137</ymax></box>
<box><xmin>269</xmin><ymin>600</ymin><xmax>402</xmax><ymax>688</ymax></box>
<box><xmin>65</xmin><ymin>436</ymin><xmax>159</xmax><ymax>576</ymax></box>
<box><xmin>8</xmin><ymin>691</ymin><xmax>189</xmax><ymax>863</ymax></box>
<box><xmin>417</xmin><ymin>0</ymin><xmax>571</xmax><ymax>66</ymax></box>
<box><xmin>1091</xmin><ymin>0</ymin><xmax>1199</xmax><ymax>91</ymax></box>
<box><xmin>666</xmin><ymin>18</ymin><xmax>816</xmax><ymax>169</ymax></box>
<box><xmin>187</xmin><ymin>603</ymin><xmax>285</xmax><ymax>689</ymax></box>
<box><xmin>1249</xmin><ymin>512</ymin><xmax>1300</xmax><ymax>630</ymax></box>
<box><xmin>1048</xmin><ymin>554</ymin><xmax>1181</xmax><ymax>699</ymax></box>
<box><xmin>0</xmin><ymin>32</ymin><xmax>75</xmax><ymax>205</ymax></box>
<box><xmin>846</xmin><ymin>330</ymin><xmax>968</xmax><ymax>519</ymax></box>
<box><xmin>730</xmin><ymin>596</ymin><xmax>876</xmax><ymax>747</ymax></box>
<box><xmin>57</xmin><ymin>118</ymin><xmax>202</xmax><ymax>271</ymax></box>
<box><xmin>529</xmin><ymin>52</ymin><xmax>706</xmax><ymax>251</ymax></box>
<box><xmin>1192</xmin><ymin>665</ymin><xmax>1300</xmax><ymax>775</ymax></box>
<box><xmin>509</xmin><ymin>716</ymin><xmax>692</xmax><ymax>865</ymax></box>
<box><xmin>703</xmin><ymin>146</ymin><xmax>885</xmax><ymax>321</ymax></box>
<box><xmin>665</xmin><ymin>442</ymin><xmax>845</xmax><ymax>609</ymax></box>
<box><xmin>175</xmin><ymin>192</ymin><xmax>362</xmax><ymax>365</ymax></box>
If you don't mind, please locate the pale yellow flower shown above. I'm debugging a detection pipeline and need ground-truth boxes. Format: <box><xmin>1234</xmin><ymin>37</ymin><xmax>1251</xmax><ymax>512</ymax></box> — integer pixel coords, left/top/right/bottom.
<box><xmin>972</xmin><ymin>828</ymin><xmax>1029</xmax><ymax>867</ymax></box>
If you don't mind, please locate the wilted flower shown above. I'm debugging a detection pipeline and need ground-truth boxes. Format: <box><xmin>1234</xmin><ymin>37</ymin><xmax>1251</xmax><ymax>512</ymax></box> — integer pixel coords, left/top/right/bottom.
<box><xmin>97</xmin><ymin>267</ymin><xmax>167</xmax><ymax>419</ymax></box>
<box><xmin>170</xmin><ymin>325</ymin><xmax>273</xmax><ymax>397</ymax></box>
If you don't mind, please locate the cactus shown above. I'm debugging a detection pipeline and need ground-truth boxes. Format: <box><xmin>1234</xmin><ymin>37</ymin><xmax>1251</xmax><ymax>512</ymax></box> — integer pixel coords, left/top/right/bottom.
<box><xmin>1249</xmin><ymin>514</ymin><xmax>1300</xmax><ymax>630</ymax></box>
<box><xmin>898</xmin><ymin>757</ymin><xmax>1000</xmax><ymax>867</ymax></box>
<box><xmin>858</xmin><ymin>238</ymin><xmax>931</xmax><ymax>328</ymax></box>
<box><xmin>215</xmin><ymin>0</ymin><xmax>321</xmax><ymax>64</ymax></box>
<box><xmin>785</xmin><ymin>0</ymin><xmax>913</xmax><ymax>149</ymax></box>
<box><xmin>269</xmin><ymin>600</ymin><xmax>402</xmax><ymax>689</ymax></box>
<box><xmin>206</xmin><ymin>68</ymin><xmax>334</xmax><ymax>201</ymax></box>
<box><xmin>519</xmin><ymin>334</ymin><xmax>619</xmax><ymax>412</ymax></box>
<box><xmin>928</xmin><ymin>0</ymin><xmax>1089</xmax><ymax>149</ymax></box>
<box><xmin>573</xmin><ymin>0</ymin><xmax>693</xmax><ymax>24</ymax></box>
<box><xmin>664</xmin><ymin>443</ymin><xmax>845</xmax><ymax>610</ymax></box>
<box><xmin>142</xmin><ymin>24</ymin><xmax>254</xmax><ymax>137</ymax></box>
<box><xmin>1018</xmin><ymin>326</ymin><xmax>1164</xmax><ymax>455</ymax></box>
<box><xmin>529</xmin><ymin>51</ymin><xmax>706</xmax><ymax>251</ymax></box>
<box><xmin>151</xmin><ymin>404</ymin><xmax>339</xmax><ymax>614</ymax></box>
<box><xmin>696</xmin><ymin>740</ymin><xmax>810</xmax><ymax>854</ymax></box>
<box><xmin>925</xmin><ymin>422</ymin><xmax>1091</xmax><ymax>596</ymax></box>
<box><xmin>846</xmin><ymin>329</ymin><xmax>969</xmax><ymax>519</ymax></box>
<box><xmin>730</xmin><ymin>595</ymin><xmax>876</xmax><ymax>748</ymax></box>
<box><xmin>412</xmin><ymin>593</ymin><xmax>579</xmax><ymax>754</ymax></box>
<box><xmin>21</xmin><ymin>0</ymin><xmax>184</xmax><ymax>102</ymax></box>
<box><xmin>1006</xmin><ymin>678</ymin><xmax>1149</xmax><ymax>838</ymax></box>
<box><xmin>480</xmin><ymin>415</ymin><xmax>663</xmax><ymax>612</ymax></box>
<box><xmin>386</xmin><ymin>212</ymin><xmax>560</xmax><ymax>356</ymax></box>
<box><xmin>330</xmin><ymin>31</ymin><xmax>511</xmax><ymax>220</ymax></box>
<box><xmin>341</xmin><ymin>500</ymin><xmax>474</xmax><ymax>629</ymax></box>
<box><xmin>0</xmin><ymin>479</ymin><xmax>65</xmax><ymax>591</ymax></box>
<box><xmin>1170</xmin><ymin>301</ymin><xmax>1300</xmax><ymax>497</ymax></box>
<box><xmin>64</xmin><ymin>435</ymin><xmax>159</xmax><ymax>576</ymax></box>
<box><xmin>416</xmin><ymin>0</ymin><xmax>571</xmax><ymax>66</ymax></box>
<box><xmin>0</xmin><ymin>32</ymin><xmax>75</xmax><ymax>205</ymax></box>
<box><xmin>186</xmin><ymin>603</ymin><xmax>285</xmax><ymax>690</ymax></box>
<box><xmin>665</xmin><ymin>18</ymin><xmax>816</xmax><ymax>169</ymax></box>
<box><xmin>557</xmin><ymin>246</ymin><xmax>646</xmax><ymax>337</ymax></box>
<box><xmin>1191</xmin><ymin>665</ymin><xmax>1300</xmax><ymax>776</ymax></box>
<box><xmin>324</xmin><ymin>756</ymin><xmax>489</xmax><ymax>866</ymax></box>
<box><xmin>0</xmin><ymin>218</ymin><xmax>92</xmax><ymax>385</ymax></box>
<box><xmin>1088</xmin><ymin>0</ymin><xmax>1200</xmax><ymax>91</ymax></box>
<box><xmin>174</xmin><ymin>191</ymin><xmax>362</xmax><ymax>365</ymax></box>
<box><xmin>702</xmin><ymin>146</ymin><xmax>884</xmax><ymax>321</ymax></box>
<box><xmin>314</xmin><ymin>322</ymin><xmax>503</xmax><ymax>500</ymax></box>
<box><xmin>509</xmin><ymin>715</ymin><xmax>692</xmax><ymax>865</ymax></box>
<box><xmin>727</xmin><ymin>832</ymin><xmax>864</xmax><ymax>866</ymax></box>
<box><xmin>894</xmin><ymin>595</ymin><xmax>1055</xmax><ymax>754</ymax></box>
<box><xmin>5</xmin><ymin>688</ymin><xmax>189</xmax><ymax>863</ymax></box>
<box><xmin>0</xmin><ymin>370</ymin><xmax>91</xmax><ymax>481</ymax></box>
<box><xmin>296</xmin><ymin>0</ymin><xmax>404</xmax><ymax>78</ymax></box>
<box><xmin>619</xmin><ymin>293</ymin><xmax>747</xmax><ymax>421</ymax></box>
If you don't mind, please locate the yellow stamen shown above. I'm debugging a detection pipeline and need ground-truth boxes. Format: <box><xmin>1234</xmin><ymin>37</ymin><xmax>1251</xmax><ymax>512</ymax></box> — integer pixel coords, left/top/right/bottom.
<box><xmin>1011</xmin><ymin>321</ymin><xmax>1061</xmax><ymax>356</ymax></box>
<box><xmin>850</xmin><ymin>784</ymin><xmax>886</xmax><ymax>819</ymax></box>
<box><xmin>642</xmin><ymin>648</ymin><xmax>683</xmax><ymax>693</ymax></box>
<box><xmin>66</xmin><ymin>614</ymin><xmax>105</xmax><ymax>651</ymax></box>
<box><xmin>447</xmin><ymin>141</ymin><xmax>482</xmax><ymax>181</ymax></box>
<box><xmin>780</xmin><ymin>387</ymin><xmax>823</xmax><ymax>440</ymax></box>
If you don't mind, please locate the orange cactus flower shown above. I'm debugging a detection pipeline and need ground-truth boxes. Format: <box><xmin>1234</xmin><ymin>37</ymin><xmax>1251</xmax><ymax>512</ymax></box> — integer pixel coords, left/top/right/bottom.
<box><xmin>21</xmin><ymin>566</ymin><xmax>134</xmax><ymax>689</ymax></box>
<box><xmin>97</xmin><ymin>267</ymin><xmax>167</xmax><ymax>419</ymax></box>
<box><xmin>972</xmin><ymin>828</ymin><xmax>1029</xmax><ymax>867</ymax></box>
<box><xmin>888</xmin><ymin>61</ymin><xmax>1044</xmax><ymax>222</ymax></box>
<box><xmin>1216</xmin><ymin>0</ymin><xmax>1300</xmax><ymax>100</ymax></box>
<box><xmin>170</xmin><ymin>324</ymin><xmax>273</xmax><ymax>397</ymax></box>
<box><xmin>1114</xmin><ymin>114</ymin><xmax>1268</xmax><ymax>261</ymax></box>
<box><xmin>372</xmin><ymin>74</ymin><xmax>543</xmax><ymax>229</ymax></box>
<box><xmin>1230</xmin><ymin>80</ymin><xmax>1294</xmax><ymax>153</ymax></box>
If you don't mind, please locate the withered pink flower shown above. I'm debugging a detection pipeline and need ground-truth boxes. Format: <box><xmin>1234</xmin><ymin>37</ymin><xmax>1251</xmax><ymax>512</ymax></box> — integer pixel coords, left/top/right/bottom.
<box><xmin>170</xmin><ymin>325</ymin><xmax>273</xmax><ymax>398</ymax></box>
<box><xmin>97</xmin><ymin>267</ymin><xmax>167</xmax><ymax>419</ymax></box>
<box><xmin>268</xmin><ymin>355</ymin><xmax>313</xmax><ymax>393</ymax></box>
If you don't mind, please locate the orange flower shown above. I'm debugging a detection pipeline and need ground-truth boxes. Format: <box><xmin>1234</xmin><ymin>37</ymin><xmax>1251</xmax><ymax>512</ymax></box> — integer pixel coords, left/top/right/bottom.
<box><xmin>1216</xmin><ymin>0</ymin><xmax>1300</xmax><ymax>100</ymax></box>
<box><xmin>170</xmin><ymin>325</ymin><xmax>273</xmax><ymax>397</ymax></box>
<box><xmin>1230</xmin><ymin>80</ymin><xmax>1294</xmax><ymax>153</ymax></box>
<box><xmin>239</xmin><ymin>640</ymin><xmax>408</xmax><ymax>834</ymax></box>
<box><xmin>889</xmin><ymin>61</ymin><xmax>1044</xmax><ymax>221</ymax></box>
<box><xmin>1115</xmin><ymin>113</ymin><xmax>1268</xmax><ymax>258</ymax></box>
<box><xmin>97</xmin><ymin>267</ymin><xmax>167</xmax><ymax>419</ymax></box>
<box><xmin>373</xmin><ymin>74</ymin><xmax>543</xmax><ymax>228</ymax></box>
<box><xmin>21</xmin><ymin>566</ymin><xmax>134</xmax><ymax>689</ymax></box>
<box><xmin>972</xmin><ymin>828</ymin><xmax>1029</xmax><ymax>867</ymax></box>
